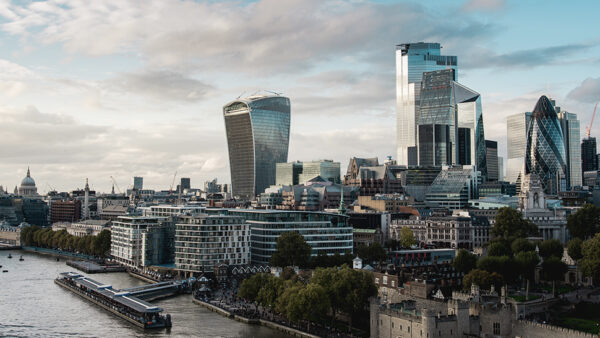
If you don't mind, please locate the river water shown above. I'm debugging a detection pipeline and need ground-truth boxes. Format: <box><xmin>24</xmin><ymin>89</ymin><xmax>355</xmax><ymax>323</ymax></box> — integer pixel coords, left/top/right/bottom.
<box><xmin>0</xmin><ymin>250</ymin><xmax>290</xmax><ymax>338</ymax></box>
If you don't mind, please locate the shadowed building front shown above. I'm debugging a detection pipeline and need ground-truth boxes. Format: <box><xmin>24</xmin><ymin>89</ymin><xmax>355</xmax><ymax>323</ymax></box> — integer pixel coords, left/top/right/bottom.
<box><xmin>223</xmin><ymin>95</ymin><xmax>291</xmax><ymax>199</ymax></box>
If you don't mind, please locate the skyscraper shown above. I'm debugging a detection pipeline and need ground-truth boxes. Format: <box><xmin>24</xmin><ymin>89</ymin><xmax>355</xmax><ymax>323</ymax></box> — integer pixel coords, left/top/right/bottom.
<box><xmin>485</xmin><ymin>140</ymin><xmax>499</xmax><ymax>181</ymax></box>
<box><xmin>133</xmin><ymin>176</ymin><xmax>143</xmax><ymax>190</ymax></box>
<box><xmin>582</xmin><ymin>137</ymin><xmax>598</xmax><ymax>172</ymax></box>
<box><xmin>525</xmin><ymin>96</ymin><xmax>567</xmax><ymax>195</ymax></box>
<box><xmin>223</xmin><ymin>95</ymin><xmax>291</xmax><ymax>199</ymax></box>
<box><xmin>506</xmin><ymin>112</ymin><xmax>532</xmax><ymax>183</ymax></box>
<box><xmin>396</xmin><ymin>42</ymin><xmax>457</xmax><ymax>166</ymax></box>
<box><xmin>556</xmin><ymin>107</ymin><xmax>582</xmax><ymax>187</ymax></box>
<box><xmin>416</xmin><ymin>69</ymin><xmax>487</xmax><ymax>180</ymax></box>
<box><xmin>180</xmin><ymin>177</ymin><xmax>191</xmax><ymax>191</ymax></box>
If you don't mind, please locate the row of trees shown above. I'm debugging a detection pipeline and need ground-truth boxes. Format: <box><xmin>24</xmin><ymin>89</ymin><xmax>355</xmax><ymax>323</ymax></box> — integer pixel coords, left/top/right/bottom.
<box><xmin>238</xmin><ymin>265</ymin><xmax>377</xmax><ymax>333</ymax></box>
<box><xmin>455</xmin><ymin>207</ymin><xmax>569</xmax><ymax>299</ymax></box>
<box><xmin>20</xmin><ymin>226</ymin><xmax>111</xmax><ymax>257</ymax></box>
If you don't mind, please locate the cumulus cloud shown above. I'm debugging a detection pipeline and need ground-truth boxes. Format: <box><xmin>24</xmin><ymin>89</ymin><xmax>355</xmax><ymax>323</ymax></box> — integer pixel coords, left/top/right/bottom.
<box><xmin>567</xmin><ymin>77</ymin><xmax>600</xmax><ymax>103</ymax></box>
<box><xmin>107</xmin><ymin>70</ymin><xmax>213</xmax><ymax>102</ymax></box>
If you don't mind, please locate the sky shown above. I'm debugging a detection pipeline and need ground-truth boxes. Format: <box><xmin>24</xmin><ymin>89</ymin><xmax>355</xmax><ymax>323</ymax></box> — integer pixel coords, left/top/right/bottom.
<box><xmin>0</xmin><ymin>0</ymin><xmax>599</xmax><ymax>193</ymax></box>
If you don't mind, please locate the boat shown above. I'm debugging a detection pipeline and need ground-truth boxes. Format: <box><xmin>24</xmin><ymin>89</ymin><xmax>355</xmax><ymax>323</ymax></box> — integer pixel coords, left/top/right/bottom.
<box><xmin>2</xmin><ymin>270</ymin><xmax>7</xmax><ymax>273</ymax></box>
<box><xmin>7</xmin><ymin>254</ymin><xmax>12</xmax><ymax>259</ymax></box>
<box><xmin>19</xmin><ymin>256</ymin><xmax>24</xmax><ymax>261</ymax></box>
<box><xmin>56</xmin><ymin>257</ymin><xmax>60</xmax><ymax>262</ymax></box>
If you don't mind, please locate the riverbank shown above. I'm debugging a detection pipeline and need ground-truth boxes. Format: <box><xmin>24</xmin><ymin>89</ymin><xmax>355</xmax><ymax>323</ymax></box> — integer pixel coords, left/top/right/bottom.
<box><xmin>22</xmin><ymin>246</ymin><xmax>98</xmax><ymax>261</ymax></box>
<box><xmin>192</xmin><ymin>298</ymin><xmax>319</xmax><ymax>338</ymax></box>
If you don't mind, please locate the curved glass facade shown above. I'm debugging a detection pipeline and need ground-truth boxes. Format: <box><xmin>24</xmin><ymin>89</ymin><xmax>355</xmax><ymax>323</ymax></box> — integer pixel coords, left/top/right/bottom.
<box><xmin>223</xmin><ymin>96</ymin><xmax>290</xmax><ymax>199</ymax></box>
<box><xmin>525</xmin><ymin>96</ymin><xmax>566</xmax><ymax>195</ymax></box>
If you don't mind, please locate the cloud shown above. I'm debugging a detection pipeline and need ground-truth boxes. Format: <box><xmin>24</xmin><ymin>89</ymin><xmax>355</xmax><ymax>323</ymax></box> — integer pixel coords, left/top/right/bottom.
<box><xmin>0</xmin><ymin>0</ymin><xmax>498</xmax><ymax>74</ymax></box>
<box><xmin>107</xmin><ymin>70</ymin><xmax>213</xmax><ymax>102</ymax></box>
<box><xmin>462</xmin><ymin>43</ymin><xmax>594</xmax><ymax>69</ymax></box>
<box><xmin>461</xmin><ymin>0</ymin><xmax>505</xmax><ymax>12</ymax></box>
<box><xmin>567</xmin><ymin>77</ymin><xmax>600</xmax><ymax>103</ymax></box>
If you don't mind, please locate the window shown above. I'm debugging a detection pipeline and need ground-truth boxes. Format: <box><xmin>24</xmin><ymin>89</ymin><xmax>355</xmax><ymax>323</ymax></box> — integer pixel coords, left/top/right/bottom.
<box><xmin>493</xmin><ymin>322</ymin><xmax>500</xmax><ymax>335</ymax></box>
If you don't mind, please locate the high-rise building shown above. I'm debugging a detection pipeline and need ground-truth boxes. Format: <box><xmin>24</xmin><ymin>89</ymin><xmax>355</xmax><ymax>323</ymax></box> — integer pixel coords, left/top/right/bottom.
<box><xmin>582</xmin><ymin>137</ymin><xmax>598</xmax><ymax>172</ymax></box>
<box><xmin>223</xmin><ymin>95</ymin><xmax>291</xmax><ymax>199</ymax></box>
<box><xmin>416</xmin><ymin>69</ymin><xmax>487</xmax><ymax>179</ymax></box>
<box><xmin>396</xmin><ymin>42</ymin><xmax>457</xmax><ymax>166</ymax></box>
<box><xmin>485</xmin><ymin>140</ymin><xmax>499</xmax><ymax>181</ymax></box>
<box><xmin>180</xmin><ymin>177</ymin><xmax>191</xmax><ymax>191</ymax></box>
<box><xmin>556</xmin><ymin>103</ymin><xmax>581</xmax><ymax>188</ymax></box>
<box><xmin>525</xmin><ymin>96</ymin><xmax>567</xmax><ymax>195</ymax></box>
<box><xmin>276</xmin><ymin>162</ymin><xmax>303</xmax><ymax>186</ymax></box>
<box><xmin>498</xmin><ymin>157</ymin><xmax>504</xmax><ymax>181</ymax></box>
<box><xmin>133</xmin><ymin>176</ymin><xmax>143</xmax><ymax>190</ymax></box>
<box><xmin>506</xmin><ymin>112</ymin><xmax>532</xmax><ymax>183</ymax></box>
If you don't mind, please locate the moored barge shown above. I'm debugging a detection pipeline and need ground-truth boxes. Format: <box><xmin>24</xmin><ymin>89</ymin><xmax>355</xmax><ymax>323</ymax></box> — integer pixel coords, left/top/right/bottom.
<box><xmin>55</xmin><ymin>272</ymin><xmax>172</xmax><ymax>329</ymax></box>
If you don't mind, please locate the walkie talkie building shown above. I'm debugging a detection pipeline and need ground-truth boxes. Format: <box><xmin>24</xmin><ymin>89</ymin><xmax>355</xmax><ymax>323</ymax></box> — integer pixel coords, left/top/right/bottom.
<box><xmin>223</xmin><ymin>95</ymin><xmax>291</xmax><ymax>199</ymax></box>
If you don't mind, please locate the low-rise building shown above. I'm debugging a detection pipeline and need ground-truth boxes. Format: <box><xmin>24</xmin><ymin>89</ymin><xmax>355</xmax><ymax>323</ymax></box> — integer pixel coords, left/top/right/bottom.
<box><xmin>52</xmin><ymin>219</ymin><xmax>110</xmax><ymax>237</ymax></box>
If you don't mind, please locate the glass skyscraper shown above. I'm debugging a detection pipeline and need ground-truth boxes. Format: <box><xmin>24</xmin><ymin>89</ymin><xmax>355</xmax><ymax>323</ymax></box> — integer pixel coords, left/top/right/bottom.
<box><xmin>416</xmin><ymin>69</ymin><xmax>487</xmax><ymax>180</ymax></box>
<box><xmin>556</xmin><ymin>106</ymin><xmax>582</xmax><ymax>188</ymax></box>
<box><xmin>582</xmin><ymin>137</ymin><xmax>598</xmax><ymax>173</ymax></box>
<box><xmin>223</xmin><ymin>95</ymin><xmax>291</xmax><ymax>199</ymax></box>
<box><xmin>485</xmin><ymin>140</ymin><xmax>499</xmax><ymax>181</ymax></box>
<box><xmin>506</xmin><ymin>112</ymin><xmax>532</xmax><ymax>183</ymax></box>
<box><xmin>525</xmin><ymin>96</ymin><xmax>567</xmax><ymax>195</ymax></box>
<box><xmin>396</xmin><ymin>42</ymin><xmax>457</xmax><ymax>166</ymax></box>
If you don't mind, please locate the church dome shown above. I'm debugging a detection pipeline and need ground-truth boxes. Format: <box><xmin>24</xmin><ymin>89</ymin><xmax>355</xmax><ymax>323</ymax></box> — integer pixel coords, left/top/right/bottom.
<box><xmin>20</xmin><ymin>168</ymin><xmax>36</xmax><ymax>187</ymax></box>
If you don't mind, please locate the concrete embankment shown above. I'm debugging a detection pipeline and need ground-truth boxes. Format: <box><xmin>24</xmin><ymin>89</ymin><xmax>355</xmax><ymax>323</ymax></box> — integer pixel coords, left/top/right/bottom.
<box><xmin>127</xmin><ymin>270</ymin><xmax>161</xmax><ymax>283</ymax></box>
<box><xmin>192</xmin><ymin>298</ymin><xmax>319</xmax><ymax>338</ymax></box>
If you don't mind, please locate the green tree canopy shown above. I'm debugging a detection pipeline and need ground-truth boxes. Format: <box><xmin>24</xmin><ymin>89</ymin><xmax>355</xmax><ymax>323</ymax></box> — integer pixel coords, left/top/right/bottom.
<box><xmin>492</xmin><ymin>207</ymin><xmax>538</xmax><ymax>242</ymax></box>
<box><xmin>580</xmin><ymin>233</ymin><xmax>600</xmax><ymax>281</ymax></box>
<box><xmin>567</xmin><ymin>238</ymin><xmax>583</xmax><ymax>261</ymax></box>
<box><xmin>538</xmin><ymin>239</ymin><xmax>563</xmax><ymax>260</ymax></box>
<box><xmin>541</xmin><ymin>256</ymin><xmax>568</xmax><ymax>296</ymax></box>
<box><xmin>488</xmin><ymin>241</ymin><xmax>512</xmax><ymax>257</ymax></box>
<box><xmin>462</xmin><ymin>269</ymin><xmax>503</xmax><ymax>291</ymax></box>
<box><xmin>356</xmin><ymin>242</ymin><xmax>388</xmax><ymax>266</ymax></box>
<box><xmin>399</xmin><ymin>227</ymin><xmax>415</xmax><ymax>248</ymax></box>
<box><xmin>270</xmin><ymin>231</ymin><xmax>312</xmax><ymax>268</ymax></box>
<box><xmin>477</xmin><ymin>255</ymin><xmax>518</xmax><ymax>284</ymax></box>
<box><xmin>238</xmin><ymin>273</ymin><xmax>272</xmax><ymax>301</ymax></box>
<box><xmin>567</xmin><ymin>203</ymin><xmax>600</xmax><ymax>240</ymax></box>
<box><xmin>511</xmin><ymin>238</ymin><xmax>535</xmax><ymax>255</ymax></box>
<box><xmin>453</xmin><ymin>249</ymin><xmax>478</xmax><ymax>274</ymax></box>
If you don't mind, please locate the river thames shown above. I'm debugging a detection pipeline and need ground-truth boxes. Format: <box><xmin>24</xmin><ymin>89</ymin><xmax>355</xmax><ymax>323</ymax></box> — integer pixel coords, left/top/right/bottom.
<box><xmin>0</xmin><ymin>250</ymin><xmax>290</xmax><ymax>337</ymax></box>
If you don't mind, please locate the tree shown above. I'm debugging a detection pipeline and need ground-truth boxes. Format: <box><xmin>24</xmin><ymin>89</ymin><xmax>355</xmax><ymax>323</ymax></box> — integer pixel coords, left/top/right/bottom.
<box><xmin>311</xmin><ymin>267</ymin><xmax>342</xmax><ymax>324</ymax></box>
<box><xmin>334</xmin><ymin>266</ymin><xmax>377</xmax><ymax>332</ymax></box>
<box><xmin>580</xmin><ymin>234</ymin><xmax>600</xmax><ymax>282</ymax></box>
<box><xmin>384</xmin><ymin>239</ymin><xmax>400</xmax><ymax>251</ymax></box>
<box><xmin>462</xmin><ymin>269</ymin><xmax>503</xmax><ymax>291</ymax></box>
<box><xmin>257</xmin><ymin>274</ymin><xmax>284</xmax><ymax>308</ymax></box>
<box><xmin>511</xmin><ymin>238</ymin><xmax>535</xmax><ymax>255</ymax></box>
<box><xmin>356</xmin><ymin>243</ymin><xmax>387</xmax><ymax>266</ymax></box>
<box><xmin>541</xmin><ymin>256</ymin><xmax>568</xmax><ymax>296</ymax></box>
<box><xmin>238</xmin><ymin>273</ymin><xmax>271</xmax><ymax>301</ymax></box>
<box><xmin>270</xmin><ymin>231</ymin><xmax>312</xmax><ymax>268</ymax></box>
<box><xmin>567</xmin><ymin>203</ymin><xmax>600</xmax><ymax>240</ymax></box>
<box><xmin>492</xmin><ymin>207</ymin><xmax>538</xmax><ymax>242</ymax></box>
<box><xmin>538</xmin><ymin>239</ymin><xmax>563</xmax><ymax>260</ymax></box>
<box><xmin>567</xmin><ymin>238</ymin><xmax>583</xmax><ymax>261</ymax></box>
<box><xmin>488</xmin><ymin>241</ymin><xmax>512</xmax><ymax>257</ymax></box>
<box><xmin>399</xmin><ymin>227</ymin><xmax>415</xmax><ymax>248</ymax></box>
<box><xmin>453</xmin><ymin>249</ymin><xmax>477</xmax><ymax>274</ymax></box>
<box><xmin>276</xmin><ymin>280</ymin><xmax>304</xmax><ymax>322</ymax></box>
<box><xmin>477</xmin><ymin>255</ymin><xmax>518</xmax><ymax>284</ymax></box>
<box><xmin>515</xmin><ymin>251</ymin><xmax>540</xmax><ymax>300</ymax></box>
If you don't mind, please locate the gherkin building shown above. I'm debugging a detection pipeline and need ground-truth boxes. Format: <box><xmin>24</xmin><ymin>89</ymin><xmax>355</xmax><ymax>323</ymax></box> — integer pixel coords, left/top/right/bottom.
<box><xmin>525</xmin><ymin>95</ymin><xmax>566</xmax><ymax>195</ymax></box>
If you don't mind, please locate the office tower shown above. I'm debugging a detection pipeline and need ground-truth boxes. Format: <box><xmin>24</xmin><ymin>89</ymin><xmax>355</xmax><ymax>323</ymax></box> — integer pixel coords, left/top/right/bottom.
<box><xmin>396</xmin><ymin>42</ymin><xmax>457</xmax><ymax>166</ymax></box>
<box><xmin>498</xmin><ymin>157</ymin><xmax>504</xmax><ymax>181</ymax></box>
<box><xmin>485</xmin><ymin>140</ymin><xmax>499</xmax><ymax>181</ymax></box>
<box><xmin>416</xmin><ymin>69</ymin><xmax>487</xmax><ymax>179</ymax></box>
<box><xmin>506</xmin><ymin>112</ymin><xmax>532</xmax><ymax>183</ymax></box>
<box><xmin>556</xmin><ymin>107</ymin><xmax>582</xmax><ymax>188</ymax></box>
<box><xmin>525</xmin><ymin>96</ymin><xmax>567</xmax><ymax>195</ymax></box>
<box><xmin>223</xmin><ymin>95</ymin><xmax>291</xmax><ymax>199</ymax></box>
<box><xmin>276</xmin><ymin>162</ymin><xmax>303</xmax><ymax>186</ymax></box>
<box><xmin>582</xmin><ymin>137</ymin><xmax>598</xmax><ymax>172</ymax></box>
<box><xmin>133</xmin><ymin>176</ymin><xmax>143</xmax><ymax>190</ymax></box>
<box><xmin>298</xmin><ymin>160</ymin><xmax>341</xmax><ymax>184</ymax></box>
<box><xmin>180</xmin><ymin>177</ymin><xmax>191</xmax><ymax>191</ymax></box>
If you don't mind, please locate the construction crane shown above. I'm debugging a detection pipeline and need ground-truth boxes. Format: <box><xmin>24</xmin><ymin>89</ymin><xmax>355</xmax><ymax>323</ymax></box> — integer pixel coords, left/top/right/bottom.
<box><xmin>110</xmin><ymin>176</ymin><xmax>122</xmax><ymax>194</ymax></box>
<box><xmin>169</xmin><ymin>171</ymin><xmax>177</xmax><ymax>195</ymax></box>
<box><xmin>586</xmin><ymin>102</ymin><xmax>599</xmax><ymax>138</ymax></box>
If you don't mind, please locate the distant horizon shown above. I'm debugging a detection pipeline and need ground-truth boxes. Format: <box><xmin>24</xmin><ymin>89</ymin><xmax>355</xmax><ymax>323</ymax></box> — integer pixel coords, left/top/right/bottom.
<box><xmin>0</xmin><ymin>0</ymin><xmax>599</xmax><ymax>192</ymax></box>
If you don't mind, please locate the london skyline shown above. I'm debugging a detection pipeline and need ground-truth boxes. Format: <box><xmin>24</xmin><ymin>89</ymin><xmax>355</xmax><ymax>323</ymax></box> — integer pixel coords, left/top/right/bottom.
<box><xmin>0</xmin><ymin>0</ymin><xmax>599</xmax><ymax>192</ymax></box>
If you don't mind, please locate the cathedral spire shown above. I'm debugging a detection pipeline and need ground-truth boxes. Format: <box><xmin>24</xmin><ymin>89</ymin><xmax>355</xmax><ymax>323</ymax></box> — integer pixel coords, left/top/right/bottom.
<box><xmin>27</xmin><ymin>167</ymin><xmax>30</xmax><ymax>177</ymax></box>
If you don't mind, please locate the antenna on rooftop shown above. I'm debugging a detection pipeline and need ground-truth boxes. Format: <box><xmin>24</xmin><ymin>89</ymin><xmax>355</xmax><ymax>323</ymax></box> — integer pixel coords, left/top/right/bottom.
<box><xmin>236</xmin><ymin>91</ymin><xmax>246</xmax><ymax>100</ymax></box>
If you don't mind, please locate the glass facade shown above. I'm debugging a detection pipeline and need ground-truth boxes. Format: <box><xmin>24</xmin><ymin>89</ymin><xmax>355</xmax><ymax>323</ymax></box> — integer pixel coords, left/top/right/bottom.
<box><xmin>275</xmin><ymin>162</ymin><xmax>303</xmax><ymax>186</ymax></box>
<box><xmin>557</xmin><ymin>109</ymin><xmax>582</xmax><ymax>188</ymax></box>
<box><xmin>525</xmin><ymin>96</ymin><xmax>567</xmax><ymax>195</ymax></box>
<box><xmin>425</xmin><ymin>165</ymin><xmax>479</xmax><ymax>210</ymax></box>
<box><xmin>506</xmin><ymin>112</ymin><xmax>531</xmax><ymax>183</ymax></box>
<box><xmin>582</xmin><ymin>137</ymin><xmax>598</xmax><ymax>173</ymax></box>
<box><xmin>485</xmin><ymin>140</ymin><xmax>499</xmax><ymax>181</ymax></box>
<box><xmin>223</xmin><ymin>95</ymin><xmax>291</xmax><ymax>199</ymax></box>
<box><xmin>416</xmin><ymin>69</ymin><xmax>487</xmax><ymax>180</ymax></box>
<box><xmin>396</xmin><ymin>42</ymin><xmax>457</xmax><ymax>165</ymax></box>
<box><xmin>298</xmin><ymin>160</ymin><xmax>341</xmax><ymax>184</ymax></box>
